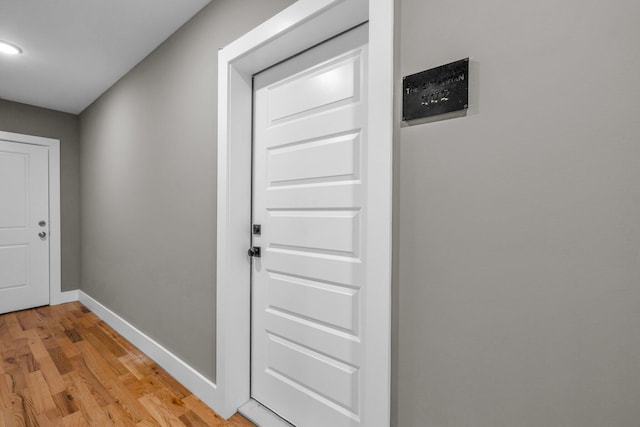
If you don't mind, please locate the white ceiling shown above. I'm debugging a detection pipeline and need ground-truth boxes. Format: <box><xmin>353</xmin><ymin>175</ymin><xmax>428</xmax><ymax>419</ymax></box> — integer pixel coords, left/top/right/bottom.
<box><xmin>0</xmin><ymin>0</ymin><xmax>211</xmax><ymax>114</ymax></box>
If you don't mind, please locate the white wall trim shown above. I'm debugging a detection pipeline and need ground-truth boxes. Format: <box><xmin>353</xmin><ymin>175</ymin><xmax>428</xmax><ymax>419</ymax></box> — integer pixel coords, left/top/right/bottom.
<box><xmin>78</xmin><ymin>291</ymin><xmax>222</xmax><ymax>410</ymax></box>
<box><xmin>0</xmin><ymin>130</ymin><xmax>64</xmax><ymax>307</ymax></box>
<box><xmin>216</xmin><ymin>0</ymin><xmax>394</xmax><ymax>423</ymax></box>
<box><xmin>51</xmin><ymin>290</ymin><xmax>79</xmax><ymax>305</ymax></box>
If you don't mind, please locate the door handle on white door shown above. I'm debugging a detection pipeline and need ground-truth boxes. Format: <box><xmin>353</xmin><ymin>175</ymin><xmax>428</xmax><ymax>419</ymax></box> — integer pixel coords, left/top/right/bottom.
<box><xmin>38</xmin><ymin>232</ymin><xmax>47</xmax><ymax>239</ymax></box>
<box><xmin>248</xmin><ymin>246</ymin><xmax>261</xmax><ymax>257</ymax></box>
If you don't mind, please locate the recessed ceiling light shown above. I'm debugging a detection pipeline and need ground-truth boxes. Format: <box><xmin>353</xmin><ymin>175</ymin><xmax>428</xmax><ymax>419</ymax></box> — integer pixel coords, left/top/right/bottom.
<box><xmin>0</xmin><ymin>40</ymin><xmax>23</xmax><ymax>55</ymax></box>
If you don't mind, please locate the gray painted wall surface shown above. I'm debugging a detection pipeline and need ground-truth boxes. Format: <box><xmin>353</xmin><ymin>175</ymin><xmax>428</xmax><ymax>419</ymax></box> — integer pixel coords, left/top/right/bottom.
<box><xmin>397</xmin><ymin>0</ymin><xmax>640</xmax><ymax>426</ymax></box>
<box><xmin>0</xmin><ymin>99</ymin><xmax>81</xmax><ymax>292</ymax></box>
<box><xmin>75</xmin><ymin>0</ymin><xmax>640</xmax><ymax>422</ymax></box>
<box><xmin>79</xmin><ymin>0</ymin><xmax>294</xmax><ymax>381</ymax></box>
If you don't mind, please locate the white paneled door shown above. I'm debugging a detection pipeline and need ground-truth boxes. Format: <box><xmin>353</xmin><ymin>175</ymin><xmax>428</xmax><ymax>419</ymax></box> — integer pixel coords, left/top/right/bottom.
<box><xmin>0</xmin><ymin>139</ymin><xmax>50</xmax><ymax>314</ymax></box>
<box><xmin>251</xmin><ymin>24</ymin><xmax>369</xmax><ymax>426</ymax></box>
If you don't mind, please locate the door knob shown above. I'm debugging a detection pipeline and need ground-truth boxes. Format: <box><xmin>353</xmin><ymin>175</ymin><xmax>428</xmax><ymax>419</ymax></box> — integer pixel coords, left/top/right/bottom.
<box><xmin>38</xmin><ymin>231</ymin><xmax>47</xmax><ymax>239</ymax></box>
<box><xmin>247</xmin><ymin>246</ymin><xmax>261</xmax><ymax>258</ymax></box>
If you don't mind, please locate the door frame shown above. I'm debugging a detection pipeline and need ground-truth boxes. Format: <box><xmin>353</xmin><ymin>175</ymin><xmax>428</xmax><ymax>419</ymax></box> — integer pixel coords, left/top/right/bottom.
<box><xmin>216</xmin><ymin>0</ymin><xmax>394</xmax><ymax>423</ymax></box>
<box><xmin>0</xmin><ymin>130</ymin><xmax>64</xmax><ymax>305</ymax></box>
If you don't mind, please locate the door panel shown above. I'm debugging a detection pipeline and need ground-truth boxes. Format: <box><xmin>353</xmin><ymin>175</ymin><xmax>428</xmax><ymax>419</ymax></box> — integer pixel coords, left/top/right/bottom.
<box><xmin>266</xmin><ymin>271</ymin><xmax>358</xmax><ymax>333</ymax></box>
<box><xmin>267</xmin><ymin>55</ymin><xmax>360</xmax><ymax>123</ymax></box>
<box><xmin>268</xmin><ymin>210</ymin><xmax>360</xmax><ymax>255</ymax></box>
<box><xmin>0</xmin><ymin>151</ymin><xmax>28</xmax><ymax>227</ymax></box>
<box><xmin>0</xmin><ymin>140</ymin><xmax>50</xmax><ymax>313</ymax></box>
<box><xmin>265</xmin><ymin>333</ymin><xmax>359</xmax><ymax>411</ymax></box>
<box><xmin>0</xmin><ymin>245</ymin><xmax>29</xmax><ymax>289</ymax></box>
<box><xmin>267</xmin><ymin>132</ymin><xmax>360</xmax><ymax>186</ymax></box>
<box><xmin>251</xmin><ymin>24</ymin><xmax>368</xmax><ymax>426</ymax></box>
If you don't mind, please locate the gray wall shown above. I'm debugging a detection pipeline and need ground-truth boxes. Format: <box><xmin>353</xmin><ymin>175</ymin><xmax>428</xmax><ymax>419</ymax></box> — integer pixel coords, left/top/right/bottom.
<box><xmin>79</xmin><ymin>0</ymin><xmax>294</xmax><ymax>381</ymax></box>
<box><xmin>396</xmin><ymin>0</ymin><xmax>640</xmax><ymax>426</ymax></box>
<box><xmin>0</xmin><ymin>99</ymin><xmax>81</xmax><ymax>292</ymax></box>
<box><xmin>76</xmin><ymin>0</ymin><xmax>640</xmax><ymax>422</ymax></box>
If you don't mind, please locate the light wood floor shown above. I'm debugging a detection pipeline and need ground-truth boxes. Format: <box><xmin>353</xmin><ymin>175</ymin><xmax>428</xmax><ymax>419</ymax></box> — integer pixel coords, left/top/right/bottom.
<box><xmin>0</xmin><ymin>302</ymin><xmax>254</xmax><ymax>427</ymax></box>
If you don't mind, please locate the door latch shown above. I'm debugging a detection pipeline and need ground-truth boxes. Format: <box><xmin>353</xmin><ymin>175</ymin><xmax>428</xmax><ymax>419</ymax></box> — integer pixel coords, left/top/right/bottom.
<box><xmin>247</xmin><ymin>246</ymin><xmax>261</xmax><ymax>258</ymax></box>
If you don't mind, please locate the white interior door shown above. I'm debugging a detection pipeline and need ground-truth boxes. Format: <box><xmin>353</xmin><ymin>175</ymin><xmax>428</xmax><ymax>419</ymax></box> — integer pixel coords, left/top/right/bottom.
<box><xmin>0</xmin><ymin>139</ymin><xmax>50</xmax><ymax>314</ymax></box>
<box><xmin>251</xmin><ymin>24</ymin><xmax>368</xmax><ymax>426</ymax></box>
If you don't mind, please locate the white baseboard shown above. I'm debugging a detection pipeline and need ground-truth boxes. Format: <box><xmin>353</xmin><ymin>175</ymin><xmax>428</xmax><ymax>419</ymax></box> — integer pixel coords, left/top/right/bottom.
<box><xmin>50</xmin><ymin>289</ymin><xmax>79</xmax><ymax>305</ymax></box>
<box><xmin>77</xmin><ymin>291</ymin><xmax>224</xmax><ymax>414</ymax></box>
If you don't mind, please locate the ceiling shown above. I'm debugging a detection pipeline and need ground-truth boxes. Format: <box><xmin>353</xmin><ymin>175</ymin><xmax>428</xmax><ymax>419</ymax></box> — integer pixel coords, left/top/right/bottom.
<box><xmin>0</xmin><ymin>0</ymin><xmax>211</xmax><ymax>114</ymax></box>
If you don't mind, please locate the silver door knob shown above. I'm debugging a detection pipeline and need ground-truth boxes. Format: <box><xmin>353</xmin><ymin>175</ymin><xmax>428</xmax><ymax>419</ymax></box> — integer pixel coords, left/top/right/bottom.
<box><xmin>38</xmin><ymin>232</ymin><xmax>47</xmax><ymax>239</ymax></box>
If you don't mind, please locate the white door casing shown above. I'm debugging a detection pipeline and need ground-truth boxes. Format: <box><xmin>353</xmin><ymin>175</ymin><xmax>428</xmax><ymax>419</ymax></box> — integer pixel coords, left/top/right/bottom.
<box><xmin>216</xmin><ymin>0</ymin><xmax>394</xmax><ymax>424</ymax></box>
<box><xmin>0</xmin><ymin>140</ymin><xmax>49</xmax><ymax>313</ymax></box>
<box><xmin>0</xmin><ymin>131</ymin><xmax>65</xmax><ymax>308</ymax></box>
<box><xmin>251</xmin><ymin>25</ymin><xmax>368</xmax><ymax>426</ymax></box>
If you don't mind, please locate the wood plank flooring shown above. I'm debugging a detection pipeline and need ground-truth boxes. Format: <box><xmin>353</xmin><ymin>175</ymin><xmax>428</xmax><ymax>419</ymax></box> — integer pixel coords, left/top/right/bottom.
<box><xmin>0</xmin><ymin>302</ymin><xmax>255</xmax><ymax>427</ymax></box>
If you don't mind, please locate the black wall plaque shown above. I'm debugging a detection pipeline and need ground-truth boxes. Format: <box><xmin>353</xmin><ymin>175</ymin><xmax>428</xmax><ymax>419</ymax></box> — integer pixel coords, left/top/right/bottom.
<box><xmin>403</xmin><ymin>58</ymin><xmax>469</xmax><ymax>121</ymax></box>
